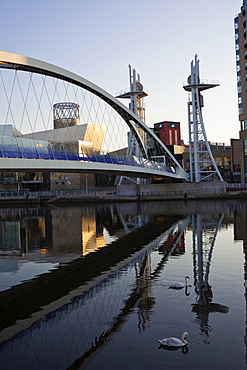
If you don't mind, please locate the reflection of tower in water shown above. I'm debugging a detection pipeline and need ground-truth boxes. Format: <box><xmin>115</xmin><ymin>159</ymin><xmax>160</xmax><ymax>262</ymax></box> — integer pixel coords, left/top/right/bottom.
<box><xmin>191</xmin><ymin>214</ymin><xmax>229</xmax><ymax>339</ymax></box>
<box><xmin>135</xmin><ymin>218</ymin><xmax>190</xmax><ymax>332</ymax></box>
<box><xmin>136</xmin><ymin>254</ymin><xmax>155</xmax><ymax>332</ymax></box>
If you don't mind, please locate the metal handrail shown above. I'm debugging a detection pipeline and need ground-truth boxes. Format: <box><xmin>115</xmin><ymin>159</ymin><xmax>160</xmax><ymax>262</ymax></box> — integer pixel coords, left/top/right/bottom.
<box><xmin>0</xmin><ymin>186</ymin><xmax>228</xmax><ymax>199</ymax></box>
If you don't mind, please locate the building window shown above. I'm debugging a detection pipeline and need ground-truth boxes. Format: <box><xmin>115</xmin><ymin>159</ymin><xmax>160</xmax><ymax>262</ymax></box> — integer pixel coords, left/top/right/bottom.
<box><xmin>162</xmin><ymin>130</ymin><xmax>165</xmax><ymax>142</ymax></box>
<box><xmin>174</xmin><ymin>130</ymin><xmax>178</xmax><ymax>145</ymax></box>
<box><xmin>169</xmin><ymin>130</ymin><xmax>172</xmax><ymax>145</ymax></box>
<box><xmin>215</xmin><ymin>157</ymin><xmax>222</xmax><ymax>166</ymax></box>
<box><xmin>244</xmin><ymin>140</ymin><xmax>247</xmax><ymax>182</ymax></box>
<box><xmin>244</xmin><ymin>139</ymin><xmax>247</xmax><ymax>155</ymax></box>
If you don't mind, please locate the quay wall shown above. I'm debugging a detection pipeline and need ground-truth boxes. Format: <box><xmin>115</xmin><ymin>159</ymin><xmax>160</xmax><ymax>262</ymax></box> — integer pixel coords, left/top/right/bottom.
<box><xmin>117</xmin><ymin>181</ymin><xmax>227</xmax><ymax>198</ymax></box>
<box><xmin>0</xmin><ymin>182</ymin><xmax>247</xmax><ymax>205</ymax></box>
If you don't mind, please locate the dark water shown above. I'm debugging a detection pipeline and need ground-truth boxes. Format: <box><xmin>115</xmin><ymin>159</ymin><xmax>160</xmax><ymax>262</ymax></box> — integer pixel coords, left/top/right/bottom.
<box><xmin>0</xmin><ymin>199</ymin><xmax>246</xmax><ymax>369</ymax></box>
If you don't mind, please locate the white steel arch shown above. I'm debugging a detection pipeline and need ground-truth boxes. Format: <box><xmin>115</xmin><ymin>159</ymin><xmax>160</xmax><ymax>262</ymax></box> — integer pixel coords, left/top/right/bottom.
<box><xmin>0</xmin><ymin>51</ymin><xmax>188</xmax><ymax>180</ymax></box>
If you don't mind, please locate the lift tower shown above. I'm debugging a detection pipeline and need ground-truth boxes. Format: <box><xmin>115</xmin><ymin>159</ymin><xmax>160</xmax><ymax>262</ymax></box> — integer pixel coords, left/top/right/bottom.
<box><xmin>116</xmin><ymin>65</ymin><xmax>148</xmax><ymax>158</ymax></box>
<box><xmin>183</xmin><ymin>55</ymin><xmax>223</xmax><ymax>182</ymax></box>
<box><xmin>116</xmin><ymin>65</ymin><xmax>148</xmax><ymax>184</ymax></box>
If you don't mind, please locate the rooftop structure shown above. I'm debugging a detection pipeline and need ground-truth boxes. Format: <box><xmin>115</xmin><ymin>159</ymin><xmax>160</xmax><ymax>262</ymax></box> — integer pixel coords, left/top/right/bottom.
<box><xmin>53</xmin><ymin>102</ymin><xmax>80</xmax><ymax>129</ymax></box>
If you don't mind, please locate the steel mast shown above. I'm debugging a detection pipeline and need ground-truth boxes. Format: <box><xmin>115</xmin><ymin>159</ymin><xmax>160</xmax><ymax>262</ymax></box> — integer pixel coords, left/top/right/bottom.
<box><xmin>116</xmin><ymin>65</ymin><xmax>148</xmax><ymax>184</ymax></box>
<box><xmin>183</xmin><ymin>55</ymin><xmax>223</xmax><ymax>182</ymax></box>
<box><xmin>116</xmin><ymin>65</ymin><xmax>148</xmax><ymax>158</ymax></box>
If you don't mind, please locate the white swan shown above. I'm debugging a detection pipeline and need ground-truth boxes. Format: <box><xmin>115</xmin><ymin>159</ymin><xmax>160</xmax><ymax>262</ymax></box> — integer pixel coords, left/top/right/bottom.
<box><xmin>158</xmin><ymin>332</ymin><xmax>188</xmax><ymax>347</ymax></box>
<box><xmin>169</xmin><ymin>276</ymin><xmax>190</xmax><ymax>290</ymax></box>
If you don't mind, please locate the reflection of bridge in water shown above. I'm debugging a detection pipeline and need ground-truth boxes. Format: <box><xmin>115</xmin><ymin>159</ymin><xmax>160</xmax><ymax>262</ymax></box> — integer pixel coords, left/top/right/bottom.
<box><xmin>0</xmin><ymin>203</ymin><xmax>189</xmax><ymax>368</ymax></box>
<box><xmin>0</xmin><ymin>201</ymin><xmax>233</xmax><ymax>369</ymax></box>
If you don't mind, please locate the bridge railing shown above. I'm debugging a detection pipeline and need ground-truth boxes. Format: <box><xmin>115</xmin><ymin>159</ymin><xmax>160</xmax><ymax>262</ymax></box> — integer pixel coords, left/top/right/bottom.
<box><xmin>0</xmin><ymin>136</ymin><xmax>176</xmax><ymax>174</ymax></box>
<box><xmin>0</xmin><ymin>186</ymin><xmax>227</xmax><ymax>199</ymax></box>
<box><xmin>226</xmin><ymin>183</ymin><xmax>247</xmax><ymax>190</ymax></box>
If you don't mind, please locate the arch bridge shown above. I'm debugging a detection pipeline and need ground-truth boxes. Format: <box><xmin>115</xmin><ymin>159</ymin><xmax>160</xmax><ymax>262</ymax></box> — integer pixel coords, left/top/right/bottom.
<box><xmin>0</xmin><ymin>51</ymin><xmax>188</xmax><ymax>182</ymax></box>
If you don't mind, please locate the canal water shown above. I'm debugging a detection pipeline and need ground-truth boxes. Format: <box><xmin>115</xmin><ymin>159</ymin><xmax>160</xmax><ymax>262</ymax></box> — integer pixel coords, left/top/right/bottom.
<box><xmin>0</xmin><ymin>199</ymin><xmax>246</xmax><ymax>369</ymax></box>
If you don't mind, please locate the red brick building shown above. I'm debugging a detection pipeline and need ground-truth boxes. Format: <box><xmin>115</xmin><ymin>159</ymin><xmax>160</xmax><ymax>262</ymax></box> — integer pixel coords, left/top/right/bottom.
<box><xmin>153</xmin><ymin>121</ymin><xmax>181</xmax><ymax>146</ymax></box>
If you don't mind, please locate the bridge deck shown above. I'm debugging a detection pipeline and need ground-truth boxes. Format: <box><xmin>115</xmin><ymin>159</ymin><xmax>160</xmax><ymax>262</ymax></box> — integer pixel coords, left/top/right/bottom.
<box><xmin>0</xmin><ymin>155</ymin><xmax>185</xmax><ymax>180</ymax></box>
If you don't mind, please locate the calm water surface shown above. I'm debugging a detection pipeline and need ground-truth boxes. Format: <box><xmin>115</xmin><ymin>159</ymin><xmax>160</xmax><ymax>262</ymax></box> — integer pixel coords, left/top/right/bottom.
<box><xmin>0</xmin><ymin>200</ymin><xmax>246</xmax><ymax>369</ymax></box>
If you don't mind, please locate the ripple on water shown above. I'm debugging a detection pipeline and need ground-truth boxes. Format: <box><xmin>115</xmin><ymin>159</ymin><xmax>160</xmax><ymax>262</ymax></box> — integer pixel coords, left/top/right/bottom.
<box><xmin>86</xmin><ymin>331</ymin><xmax>190</xmax><ymax>370</ymax></box>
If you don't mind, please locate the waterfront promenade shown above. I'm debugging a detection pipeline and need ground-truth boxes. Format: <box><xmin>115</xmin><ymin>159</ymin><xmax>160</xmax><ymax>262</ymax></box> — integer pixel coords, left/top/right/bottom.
<box><xmin>0</xmin><ymin>184</ymin><xmax>246</xmax><ymax>205</ymax></box>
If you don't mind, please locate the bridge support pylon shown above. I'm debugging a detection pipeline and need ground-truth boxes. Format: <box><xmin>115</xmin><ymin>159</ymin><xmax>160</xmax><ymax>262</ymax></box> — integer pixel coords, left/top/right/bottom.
<box><xmin>183</xmin><ymin>55</ymin><xmax>223</xmax><ymax>182</ymax></box>
<box><xmin>116</xmin><ymin>65</ymin><xmax>148</xmax><ymax>185</ymax></box>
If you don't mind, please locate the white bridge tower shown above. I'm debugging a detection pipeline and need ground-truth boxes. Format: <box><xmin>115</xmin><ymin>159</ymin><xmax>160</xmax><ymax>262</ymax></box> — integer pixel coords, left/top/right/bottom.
<box><xmin>183</xmin><ymin>55</ymin><xmax>223</xmax><ymax>182</ymax></box>
<box><xmin>116</xmin><ymin>65</ymin><xmax>148</xmax><ymax>184</ymax></box>
<box><xmin>116</xmin><ymin>65</ymin><xmax>148</xmax><ymax>158</ymax></box>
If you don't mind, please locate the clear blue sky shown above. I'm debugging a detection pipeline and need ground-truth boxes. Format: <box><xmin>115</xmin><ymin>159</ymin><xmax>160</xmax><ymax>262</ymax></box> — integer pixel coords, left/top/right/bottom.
<box><xmin>0</xmin><ymin>0</ymin><xmax>242</xmax><ymax>145</ymax></box>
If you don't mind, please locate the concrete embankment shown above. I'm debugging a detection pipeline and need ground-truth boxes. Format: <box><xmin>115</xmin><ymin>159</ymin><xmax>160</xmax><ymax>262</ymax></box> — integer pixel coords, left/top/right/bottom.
<box><xmin>0</xmin><ymin>181</ymin><xmax>245</xmax><ymax>205</ymax></box>
<box><xmin>0</xmin><ymin>188</ymin><xmax>246</xmax><ymax>206</ymax></box>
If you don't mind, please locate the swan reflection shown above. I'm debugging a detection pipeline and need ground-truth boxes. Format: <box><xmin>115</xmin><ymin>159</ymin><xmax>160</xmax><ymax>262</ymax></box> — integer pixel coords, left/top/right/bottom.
<box><xmin>158</xmin><ymin>344</ymin><xmax>189</xmax><ymax>354</ymax></box>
